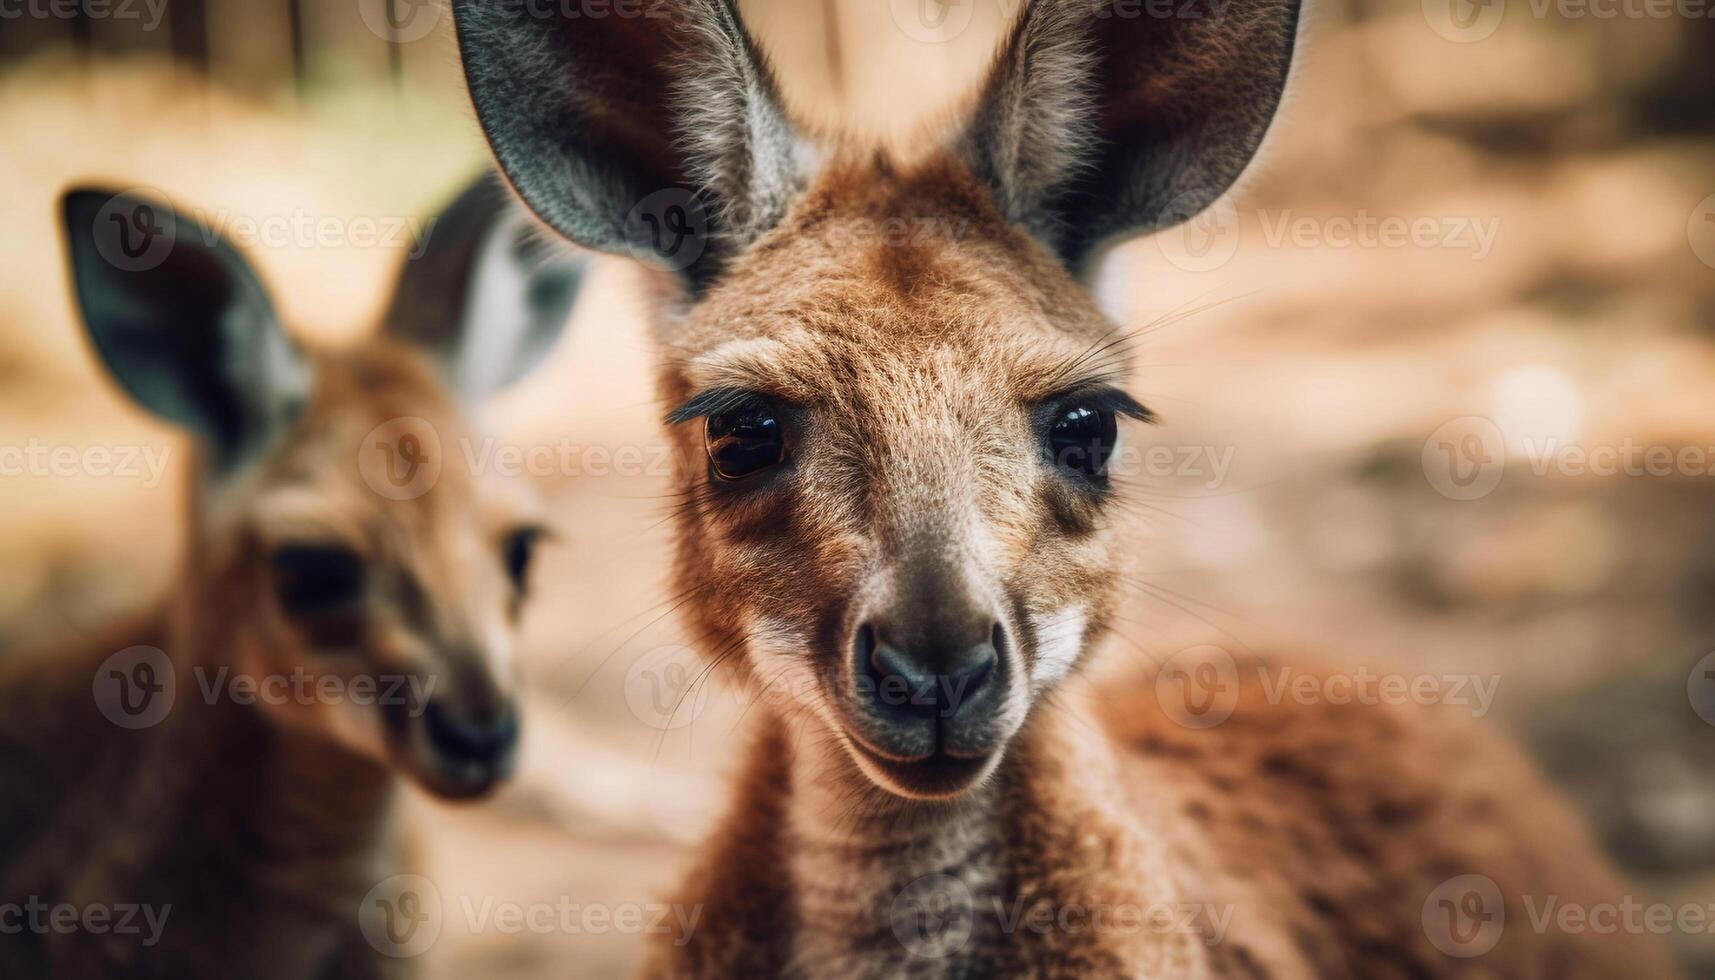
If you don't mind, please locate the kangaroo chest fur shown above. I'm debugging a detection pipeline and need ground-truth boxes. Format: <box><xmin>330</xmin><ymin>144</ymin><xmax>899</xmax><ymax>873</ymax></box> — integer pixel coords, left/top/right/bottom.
<box><xmin>0</xmin><ymin>633</ymin><xmax>405</xmax><ymax>980</ymax></box>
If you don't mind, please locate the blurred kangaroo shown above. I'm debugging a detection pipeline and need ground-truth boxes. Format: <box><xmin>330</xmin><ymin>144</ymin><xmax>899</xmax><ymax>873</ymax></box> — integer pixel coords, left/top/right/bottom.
<box><xmin>456</xmin><ymin>0</ymin><xmax>1679</xmax><ymax>977</ymax></box>
<box><xmin>0</xmin><ymin>178</ymin><xmax>583</xmax><ymax>978</ymax></box>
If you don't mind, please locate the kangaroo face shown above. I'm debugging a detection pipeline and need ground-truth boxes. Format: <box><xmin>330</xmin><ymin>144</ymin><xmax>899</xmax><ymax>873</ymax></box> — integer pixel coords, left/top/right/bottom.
<box><xmin>454</xmin><ymin>0</ymin><xmax>1300</xmax><ymax>799</ymax></box>
<box><xmin>63</xmin><ymin>180</ymin><xmax>583</xmax><ymax>799</ymax></box>
<box><xmin>661</xmin><ymin>164</ymin><xmax>1148</xmax><ymax>797</ymax></box>
<box><xmin>225</xmin><ymin>348</ymin><xmax>544</xmax><ymax>799</ymax></box>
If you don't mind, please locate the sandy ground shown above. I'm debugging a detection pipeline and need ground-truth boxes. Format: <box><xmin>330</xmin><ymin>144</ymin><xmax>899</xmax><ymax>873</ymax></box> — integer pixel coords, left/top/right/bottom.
<box><xmin>3</xmin><ymin>0</ymin><xmax>1715</xmax><ymax>974</ymax></box>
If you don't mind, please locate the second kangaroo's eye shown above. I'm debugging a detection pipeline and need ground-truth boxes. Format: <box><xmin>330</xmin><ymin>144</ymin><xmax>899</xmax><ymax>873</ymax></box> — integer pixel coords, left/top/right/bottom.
<box><xmin>706</xmin><ymin>399</ymin><xmax>787</xmax><ymax>481</ymax></box>
<box><xmin>1047</xmin><ymin>403</ymin><xmax>1119</xmax><ymax>479</ymax></box>
<box><xmin>503</xmin><ymin>527</ymin><xmax>544</xmax><ymax>591</ymax></box>
<box><xmin>270</xmin><ymin>544</ymin><xmax>365</xmax><ymax>619</ymax></box>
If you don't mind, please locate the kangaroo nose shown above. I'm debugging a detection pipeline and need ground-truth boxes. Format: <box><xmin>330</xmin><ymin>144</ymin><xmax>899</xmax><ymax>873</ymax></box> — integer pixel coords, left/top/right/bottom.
<box><xmin>856</xmin><ymin>621</ymin><xmax>1001</xmax><ymax>724</ymax></box>
<box><xmin>423</xmin><ymin>699</ymin><xmax>520</xmax><ymax>765</ymax></box>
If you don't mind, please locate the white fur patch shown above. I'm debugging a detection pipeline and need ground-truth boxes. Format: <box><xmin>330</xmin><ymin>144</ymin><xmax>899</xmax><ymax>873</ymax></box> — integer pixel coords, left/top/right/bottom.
<box><xmin>1028</xmin><ymin>606</ymin><xmax>1087</xmax><ymax>688</ymax></box>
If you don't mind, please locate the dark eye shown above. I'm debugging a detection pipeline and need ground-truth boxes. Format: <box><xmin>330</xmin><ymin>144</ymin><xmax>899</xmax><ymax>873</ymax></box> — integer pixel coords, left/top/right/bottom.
<box><xmin>270</xmin><ymin>544</ymin><xmax>365</xmax><ymax>619</ymax></box>
<box><xmin>705</xmin><ymin>398</ymin><xmax>787</xmax><ymax>481</ymax></box>
<box><xmin>503</xmin><ymin>527</ymin><xmax>544</xmax><ymax>591</ymax></box>
<box><xmin>1047</xmin><ymin>403</ymin><xmax>1119</xmax><ymax>479</ymax></box>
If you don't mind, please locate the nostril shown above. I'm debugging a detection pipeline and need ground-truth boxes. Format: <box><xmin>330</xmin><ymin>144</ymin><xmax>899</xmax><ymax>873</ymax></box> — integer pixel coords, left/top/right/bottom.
<box><xmin>854</xmin><ymin>622</ymin><xmax>879</xmax><ymax>675</ymax></box>
<box><xmin>424</xmin><ymin>701</ymin><xmax>519</xmax><ymax>761</ymax></box>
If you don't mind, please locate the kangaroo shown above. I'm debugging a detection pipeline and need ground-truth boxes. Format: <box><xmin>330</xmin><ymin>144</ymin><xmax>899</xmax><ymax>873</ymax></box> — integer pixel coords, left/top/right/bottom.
<box><xmin>454</xmin><ymin>1</ymin><xmax>1679</xmax><ymax>976</ymax></box>
<box><xmin>0</xmin><ymin>178</ymin><xmax>582</xmax><ymax>978</ymax></box>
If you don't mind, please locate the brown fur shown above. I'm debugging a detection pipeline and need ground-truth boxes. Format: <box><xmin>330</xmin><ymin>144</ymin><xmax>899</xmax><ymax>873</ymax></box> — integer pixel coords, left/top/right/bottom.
<box><xmin>0</xmin><ymin>341</ymin><xmax>537</xmax><ymax>979</ymax></box>
<box><xmin>635</xmin><ymin>158</ymin><xmax>1677</xmax><ymax>978</ymax></box>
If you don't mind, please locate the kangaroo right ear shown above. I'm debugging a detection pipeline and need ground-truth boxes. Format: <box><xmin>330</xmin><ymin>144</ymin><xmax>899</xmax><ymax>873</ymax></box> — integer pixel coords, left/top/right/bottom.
<box><xmin>61</xmin><ymin>188</ymin><xmax>309</xmax><ymax>471</ymax></box>
<box><xmin>958</xmin><ymin>0</ymin><xmax>1304</xmax><ymax>276</ymax></box>
<box><xmin>381</xmin><ymin>176</ymin><xmax>586</xmax><ymax>400</ymax></box>
<box><xmin>452</xmin><ymin>0</ymin><xmax>813</xmax><ymax>293</ymax></box>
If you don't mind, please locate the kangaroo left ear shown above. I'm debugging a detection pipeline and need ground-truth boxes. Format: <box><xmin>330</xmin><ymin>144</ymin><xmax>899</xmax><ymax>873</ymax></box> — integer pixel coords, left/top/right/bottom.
<box><xmin>62</xmin><ymin>186</ymin><xmax>310</xmax><ymax>473</ymax></box>
<box><xmin>382</xmin><ymin>176</ymin><xmax>587</xmax><ymax>400</ymax></box>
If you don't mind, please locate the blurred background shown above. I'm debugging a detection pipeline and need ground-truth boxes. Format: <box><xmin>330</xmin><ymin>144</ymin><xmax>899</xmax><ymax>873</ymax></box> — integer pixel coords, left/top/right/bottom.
<box><xmin>3</xmin><ymin>0</ymin><xmax>1714</xmax><ymax>975</ymax></box>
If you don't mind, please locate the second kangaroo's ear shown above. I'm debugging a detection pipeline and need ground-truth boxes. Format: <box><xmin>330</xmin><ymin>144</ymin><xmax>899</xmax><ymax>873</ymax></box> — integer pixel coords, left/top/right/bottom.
<box><xmin>452</xmin><ymin>0</ymin><xmax>811</xmax><ymax>293</ymax></box>
<box><xmin>62</xmin><ymin>187</ymin><xmax>309</xmax><ymax>472</ymax></box>
<box><xmin>959</xmin><ymin>0</ymin><xmax>1303</xmax><ymax>275</ymax></box>
<box><xmin>382</xmin><ymin>176</ymin><xmax>585</xmax><ymax>400</ymax></box>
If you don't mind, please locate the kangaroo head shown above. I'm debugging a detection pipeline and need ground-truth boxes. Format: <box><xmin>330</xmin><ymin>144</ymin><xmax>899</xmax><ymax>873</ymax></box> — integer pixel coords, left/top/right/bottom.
<box><xmin>457</xmin><ymin>0</ymin><xmax>1299</xmax><ymax>799</ymax></box>
<box><xmin>60</xmin><ymin>180</ymin><xmax>583</xmax><ymax>799</ymax></box>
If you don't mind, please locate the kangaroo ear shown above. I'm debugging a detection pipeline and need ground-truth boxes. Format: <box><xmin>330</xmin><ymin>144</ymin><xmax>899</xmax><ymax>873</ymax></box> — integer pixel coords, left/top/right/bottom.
<box><xmin>61</xmin><ymin>187</ymin><xmax>309</xmax><ymax>471</ymax></box>
<box><xmin>451</xmin><ymin>0</ymin><xmax>811</xmax><ymax>293</ymax></box>
<box><xmin>382</xmin><ymin>176</ymin><xmax>585</xmax><ymax>400</ymax></box>
<box><xmin>959</xmin><ymin>0</ymin><xmax>1303</xmax><ymax>275</ymax></box>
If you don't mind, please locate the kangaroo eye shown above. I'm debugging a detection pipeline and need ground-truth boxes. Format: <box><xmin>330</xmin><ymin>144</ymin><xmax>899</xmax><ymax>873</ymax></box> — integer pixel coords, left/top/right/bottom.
<box><xmin>503</xmin><ymin>527</ymin><xmax>545</xmax><ymax>591</ymax></box>
<box><xmin>706</xmin><ymin>399</ymin><xmax>787</xmax><ymax>481</ymax></box>
<box><xmin>270</xmin><ymin>544</ymin><xmax>366</xmax><ymax>619</ymax></box>
<box><xmin>1047</xmin><ymin>403</ymin><xmax>1119</xmax><ymax>479</ymax></box>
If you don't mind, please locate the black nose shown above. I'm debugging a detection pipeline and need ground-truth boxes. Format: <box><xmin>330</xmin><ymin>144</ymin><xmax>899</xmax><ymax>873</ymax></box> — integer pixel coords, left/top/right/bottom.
<box><xmin>855</xmin><ymin>621</ymin><xmax>1003</xmax><ymax>725</ymax></box>
<box><xmin>423</xmin><ymin>699</ymin><xmax>520</xmax><ymax>765</ymax></box>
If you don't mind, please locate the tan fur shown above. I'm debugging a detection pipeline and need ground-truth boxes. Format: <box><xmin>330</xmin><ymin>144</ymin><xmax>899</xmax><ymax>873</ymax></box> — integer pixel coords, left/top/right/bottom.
<box><xmin>0</xmin><ymin>341</ymin><xmax>538</xmax><ymax>979</ymax></box>
<box><xmin>636</xmin><ymin>158</ymin><xmax>1677</xmax><ymax>978</ymax></box>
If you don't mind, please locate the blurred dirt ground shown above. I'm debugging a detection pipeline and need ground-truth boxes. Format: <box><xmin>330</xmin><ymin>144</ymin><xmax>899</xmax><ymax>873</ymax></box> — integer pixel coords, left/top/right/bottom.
<box><xmin>3</xmin><ymin>0</ymin><xmax>1715</xmax><ymax>976</ymax></box>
